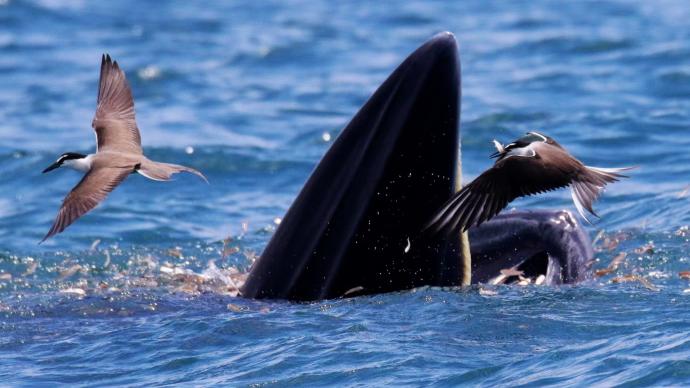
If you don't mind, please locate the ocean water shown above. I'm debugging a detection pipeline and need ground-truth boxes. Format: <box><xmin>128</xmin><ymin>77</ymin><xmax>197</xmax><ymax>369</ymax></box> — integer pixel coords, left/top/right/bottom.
<box><xmin>2</xmin><ymin>0</ymin><xmax>690</xmax><ymax>385</ymax></box>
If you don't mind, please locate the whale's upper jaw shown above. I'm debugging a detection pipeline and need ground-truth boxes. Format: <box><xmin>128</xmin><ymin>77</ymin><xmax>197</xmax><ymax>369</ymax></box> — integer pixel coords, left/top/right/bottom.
<box><xmin>242</xmin><ymin>34</ymin><xmax>463</xmax><ymax>301</ymax></box>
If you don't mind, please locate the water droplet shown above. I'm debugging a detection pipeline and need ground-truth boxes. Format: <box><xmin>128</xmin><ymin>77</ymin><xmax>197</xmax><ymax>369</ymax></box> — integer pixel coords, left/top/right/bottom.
<box><xmin>258</xmin><ymin>46</ymin><xmax>271</xmax><ymax>57</ymax></box>
<box><xmin>131</xmin><ymin>25</ymin><xmax>143</xmax><ymax>36</ymax></box>
<box><xmin>138</xmin><ymin>65</ymin><xmax>161</xmax><ymax>80</ymax></box>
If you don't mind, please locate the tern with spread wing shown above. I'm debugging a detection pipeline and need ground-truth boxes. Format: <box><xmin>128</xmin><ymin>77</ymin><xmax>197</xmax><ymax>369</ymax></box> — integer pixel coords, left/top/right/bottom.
<box><xmin>426</xmin><ymin>131</ymin><xmax>633</xmax><ymax>235</ymax></box>
<box><xmin>41</xmin><ymin>54</ymin><xmax>207</xmax><ymax>242</ymax></box>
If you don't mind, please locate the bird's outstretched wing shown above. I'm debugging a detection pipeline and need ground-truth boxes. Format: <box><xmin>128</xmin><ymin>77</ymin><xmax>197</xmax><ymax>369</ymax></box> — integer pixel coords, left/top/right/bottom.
<box><xmin>425</xmin><ymin>151</ymin><xmax>577</xmax><ymax>235</ymax></box>
<box><xmin>41</xmin><ymin>167</ymin><xmax>131</xmax><ymax>242</ymax></box>
<box><xmin>92</xmin><ymin>54</ymin><xmax>142</xmax><ymax>154</ymax></box>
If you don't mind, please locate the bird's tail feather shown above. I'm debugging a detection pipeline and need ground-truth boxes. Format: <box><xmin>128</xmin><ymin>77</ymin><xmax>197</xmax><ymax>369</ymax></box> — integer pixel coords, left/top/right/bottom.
<box><xmin>570</xmin><ymin>165</ymin><xmax>635</xmax><ymax>222</ymax></box>
<box><xmin>138</xmin><ymin>160</ymin><xmax>208</xmax><ymax>183</ymax></box>
<box><xmin>585</xmin><ymin>165</ymin><xmax>635</xmax><ymax>184</ymax></box>
<box><xmin>570</xmin><ymin>183</ymin><xmax>597</xmax><ymax>224</ymax></box>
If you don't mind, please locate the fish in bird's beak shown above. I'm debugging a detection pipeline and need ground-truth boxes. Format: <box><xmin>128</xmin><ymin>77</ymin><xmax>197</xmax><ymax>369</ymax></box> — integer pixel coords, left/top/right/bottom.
<box><xmin>42</xmin><ymin>162</ymin><xmax>61</xmax><ymax>173</ymax></box>
<box><xmin>490</xmin><ymin>139</ymin><xmax>505</xmax><ymax>159</ymax></box>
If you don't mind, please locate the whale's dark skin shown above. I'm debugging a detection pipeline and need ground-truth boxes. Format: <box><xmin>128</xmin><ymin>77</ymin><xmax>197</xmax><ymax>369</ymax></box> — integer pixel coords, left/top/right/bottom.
<box><xmin>241</xmin><ymin>33</ymin><xmax>594</xmax><ymax>301</ymax></box>
<box><xmin>469</xmin><ymin>210</ymin><xmax>594</xmax><ymax>285</ymax></box>
<box><xmin>242</xmin><ymin>32</ymin><xmax>464</xmax><ymax>301</ymax></box>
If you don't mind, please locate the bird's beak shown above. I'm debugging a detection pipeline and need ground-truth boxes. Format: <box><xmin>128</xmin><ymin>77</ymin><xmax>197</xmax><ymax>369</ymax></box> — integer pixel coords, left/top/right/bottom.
<box><xmin>42</xmin><ymin>162</ymin><xmax>60</xmax><ymax>173</ymax></box>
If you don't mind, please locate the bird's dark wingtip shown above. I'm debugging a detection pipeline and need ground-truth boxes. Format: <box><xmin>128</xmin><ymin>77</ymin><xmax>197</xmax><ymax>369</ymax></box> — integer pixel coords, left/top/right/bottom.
<box><xmin>419</xmin><ymin>220</ymin><xmax>435</xmax><ymax>235</ymax></box>
<box><xmin>420</xmin><ymin>217</ymin><xmax>446</xmax><ymax>238</ymax></box>
<box><xmin>40</xmin><ymin>225</ymin><xmax>57</xmax><ymax>244</ymax></box>
<box><xmin>101</xmin><ymin>53</ymin><xmax>117</xmax><ymax>70</ymax></box>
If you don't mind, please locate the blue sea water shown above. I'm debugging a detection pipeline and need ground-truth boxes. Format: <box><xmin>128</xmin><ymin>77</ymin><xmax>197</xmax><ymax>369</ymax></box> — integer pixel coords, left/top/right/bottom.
<box><xmin>2</xmin><ymin>0</ymin><xmax>690</xmax><ymax>385</ymax></box>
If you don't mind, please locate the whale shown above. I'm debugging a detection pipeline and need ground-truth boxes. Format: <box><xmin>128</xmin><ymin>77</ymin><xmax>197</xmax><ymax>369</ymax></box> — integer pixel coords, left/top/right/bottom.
<box><xmin>469</xmin><ymin>210</ymin><xmax>594</xmax><ymax>285</ymax></box>
<box><xmin>241</xmin><ymin>32</ymin><xmax>593</xmax><ymax>301</ymax></box>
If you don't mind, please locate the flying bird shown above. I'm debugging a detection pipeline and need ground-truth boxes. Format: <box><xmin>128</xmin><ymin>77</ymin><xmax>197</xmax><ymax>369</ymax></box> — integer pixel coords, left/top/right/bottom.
<box><xmin>41</xmin><ymin>54</ymin><xmax>207</xmax><ymax>242</ymax></box>
<box><xmin>426</xmin><ymin>131</ymin><xmax>633</xmax><ymax>235</ymax></box>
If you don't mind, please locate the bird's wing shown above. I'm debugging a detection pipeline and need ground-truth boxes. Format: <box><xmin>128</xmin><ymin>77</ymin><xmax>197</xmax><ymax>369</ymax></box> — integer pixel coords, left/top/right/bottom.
<box><xmin>425</xmin><ymin>146</ymin><xmax>578</xmax><ymax>235</ymax></box>
<box><xmin>41</xmin><ymin>166</ymin><xmax>132</xmax><ymax>242</ymax></box>
<box><xmin>91</xmin><ymin>54</ymin><xmax>142</xmax><ymax>154</ymax></box>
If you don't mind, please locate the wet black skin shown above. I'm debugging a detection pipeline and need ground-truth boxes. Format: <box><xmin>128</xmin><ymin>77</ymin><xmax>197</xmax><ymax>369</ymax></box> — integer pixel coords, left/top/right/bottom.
<box><xmin>241</xmin><ymin>34</ymin><xmax>594</xmax><ymax>301</ymax></box>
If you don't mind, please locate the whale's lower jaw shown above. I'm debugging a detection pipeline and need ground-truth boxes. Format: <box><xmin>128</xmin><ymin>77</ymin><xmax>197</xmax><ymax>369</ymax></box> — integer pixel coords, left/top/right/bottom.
<box><xmin>469</xmin><ymin>210</ymin><xmax>594</xmax><ymax>286</ymax></box>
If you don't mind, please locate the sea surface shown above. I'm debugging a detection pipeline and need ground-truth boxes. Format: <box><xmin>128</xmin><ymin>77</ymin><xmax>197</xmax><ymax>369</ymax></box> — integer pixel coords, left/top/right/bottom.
<box><xmin>2</xmin><ymin>0</ymin><xmax>690</xmax><ymax>386</ymax></box>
